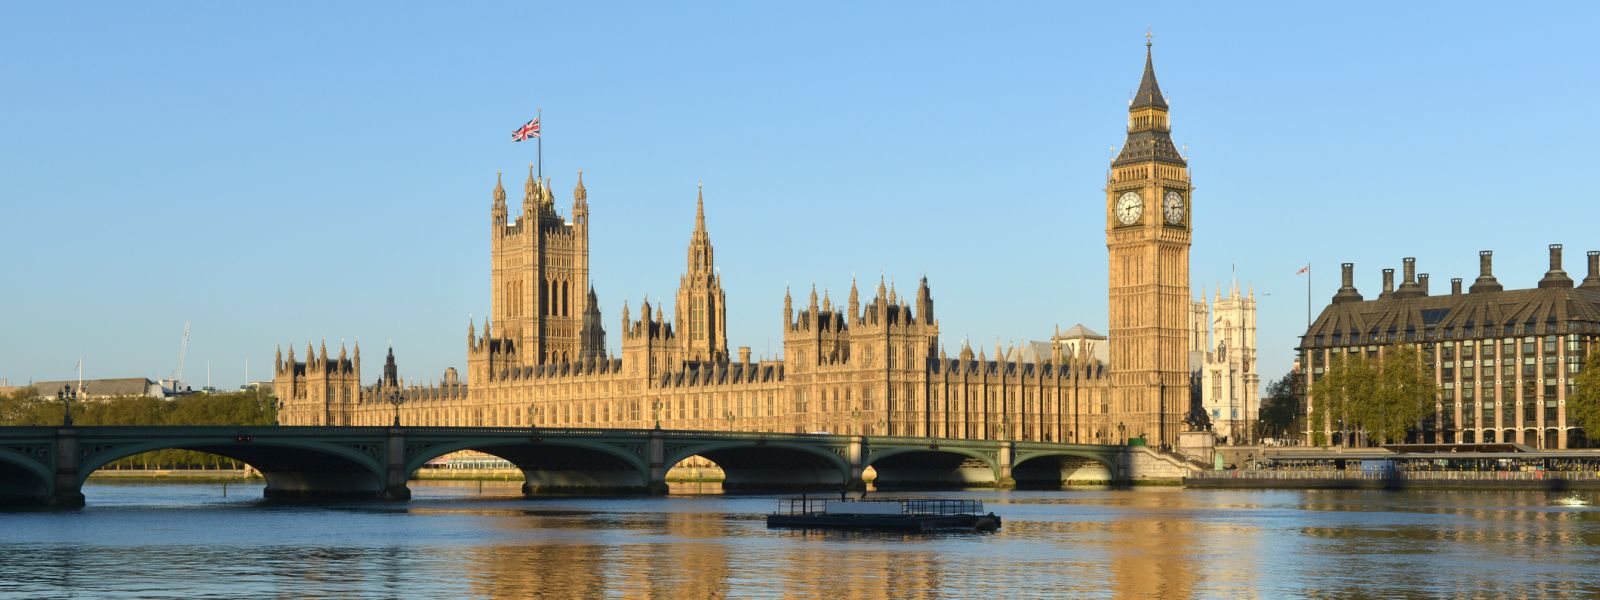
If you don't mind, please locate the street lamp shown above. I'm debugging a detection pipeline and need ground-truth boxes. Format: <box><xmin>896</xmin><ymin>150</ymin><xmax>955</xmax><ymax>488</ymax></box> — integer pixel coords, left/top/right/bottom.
<box><xmin>527</xmin><ymin>404</ymin><xmax>542</xmax><ymax>429</ymax></box>
<box><xmin>652</xmin><ymin>400</ymin><xmax>662</xmax><ymax>429</ymax></box>
<box><xmin>57</xmin><ymin>384</ymin><xmax>78</xmax><ymax>427</ymax></box>
<box><xmin>388</xmin><ymin>389</ymin><xmax>405</xmax><ymax>427</ymax></box>
<box><xmin>1118</xmin><ymin>422</ymin><xmax>1126</xmax><ymax>445</ymax></box>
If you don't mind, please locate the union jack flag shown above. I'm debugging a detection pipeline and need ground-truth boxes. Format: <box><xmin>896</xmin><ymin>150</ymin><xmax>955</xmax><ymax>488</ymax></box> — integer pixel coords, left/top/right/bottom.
<box><xmin>512</xmin><ymin>117</ymin><xmax>541</xmax><ymax>142</ymax></box>
<box><xmin>1296</xmin><ymin>265</ymin><xmax>1309</xmax><ymax>275</ymax></box>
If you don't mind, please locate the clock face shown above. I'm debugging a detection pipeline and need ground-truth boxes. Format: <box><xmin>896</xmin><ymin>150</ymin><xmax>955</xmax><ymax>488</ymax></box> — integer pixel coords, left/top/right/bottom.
<box><xmin>1115</xmin><ymin>191</ymin><xmax>1143</xmax><ymax>225</ymax></box>
<box><xmin>1163</xmin><ymin>190</ymin><xmax>1185</xmax><ymax>225</ymax></box>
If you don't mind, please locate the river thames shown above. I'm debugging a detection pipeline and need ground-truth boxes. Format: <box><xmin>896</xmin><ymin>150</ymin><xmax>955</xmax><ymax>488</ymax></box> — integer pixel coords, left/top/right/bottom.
<box><xmin>4</xmin><ymin>482</ymin><xmax>1599</xmax><ymax>598</ymax></box>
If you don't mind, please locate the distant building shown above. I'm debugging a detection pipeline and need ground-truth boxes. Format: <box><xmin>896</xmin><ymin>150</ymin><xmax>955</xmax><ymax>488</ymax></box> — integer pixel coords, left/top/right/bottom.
<box><xmin>275</xmin><ymin>42</ymin><xmax>1199</xmax><ymax>447</ymax></box>
<box><xmin>1188</xmin><ymin>281</ymin><xmax>1259</xmax><ymax>444</ymax></box>
<box><xmin>27</xmin><ymin>378</ymin><xmax>167</xmax><ymax>399</ymax></box>
<box><xmin>1301</xmin><ymin>247</ymin><xmax>1600</xmax><ymax>449</ymax></box>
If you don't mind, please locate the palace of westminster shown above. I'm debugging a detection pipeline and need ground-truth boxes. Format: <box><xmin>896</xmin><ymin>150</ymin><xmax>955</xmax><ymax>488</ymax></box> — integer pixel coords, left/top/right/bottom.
<box><xmin>275</xmin><ymin>43</ymin><xmax>1263</xmax><ymax>449</ymax></box>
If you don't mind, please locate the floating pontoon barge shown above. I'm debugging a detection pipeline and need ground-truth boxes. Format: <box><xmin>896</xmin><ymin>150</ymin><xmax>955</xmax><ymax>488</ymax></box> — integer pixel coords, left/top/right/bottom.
<box><xmin>766</xmin><ymin>497</ymin><xmax>1001</xmax><ymax>532</ymax></box>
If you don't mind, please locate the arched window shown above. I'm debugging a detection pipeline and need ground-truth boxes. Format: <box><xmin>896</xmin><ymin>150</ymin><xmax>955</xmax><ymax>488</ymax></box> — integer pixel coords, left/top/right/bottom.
<box><xmin>540</xmin><ymin>279</ymin><xmax>549</xmax><ymax>315</ymax></box>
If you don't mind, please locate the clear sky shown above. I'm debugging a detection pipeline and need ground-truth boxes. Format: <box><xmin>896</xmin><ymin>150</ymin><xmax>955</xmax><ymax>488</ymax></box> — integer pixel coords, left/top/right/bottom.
<box><xmin>3</xmin><ymin>2</ymin><xmax>1597</xmax><ymax>391</ymax></box>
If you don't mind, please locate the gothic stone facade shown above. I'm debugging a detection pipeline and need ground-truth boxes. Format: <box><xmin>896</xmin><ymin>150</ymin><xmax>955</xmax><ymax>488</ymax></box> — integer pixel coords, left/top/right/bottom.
<box><xmin>1301</xmin><ymin>248</ymin><xmax>1600</xmax><ymax>449</ymax></box>
<box><xmin>1188</xmin><ymin>282</ymin><xmax>1259</xmax><ymax>443</ymax></box>
<box><xmin>276</xmin><ymin>44</ymin><xmax>1195</xmax><ymax>448</ymax></box>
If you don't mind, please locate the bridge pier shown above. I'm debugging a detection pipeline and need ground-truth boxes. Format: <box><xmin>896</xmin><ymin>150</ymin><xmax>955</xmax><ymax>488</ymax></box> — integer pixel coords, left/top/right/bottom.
<box><xmin>645</xmin><ymin>430</ymin><xmax>669</xmax><ymax>495</ymax></box>
<box><xmin>994</xmin><ymin>441</ymin><xmax>1016</xmax><ymax>490</ymax></box>
<box><xmin>381</xmin><ymin>426</ymin><xmax>411</xmax><ymax>501</ymax></box>
<box><xmin>51</xmin><ymin>427</ymin><xmax>85</xmax><ymax>508</ymax></box>
<box><xmin>843</xmin><ymin>436</ymin><xmax>868</xmax><ymax>493</ymax></box>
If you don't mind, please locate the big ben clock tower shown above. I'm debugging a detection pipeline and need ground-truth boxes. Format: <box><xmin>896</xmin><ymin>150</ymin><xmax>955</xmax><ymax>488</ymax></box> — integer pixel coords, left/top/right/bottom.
<box><xmin>1106</xmin><ymin>37</ymin><xmax>1191</xmax><ymax>448</ymax></box>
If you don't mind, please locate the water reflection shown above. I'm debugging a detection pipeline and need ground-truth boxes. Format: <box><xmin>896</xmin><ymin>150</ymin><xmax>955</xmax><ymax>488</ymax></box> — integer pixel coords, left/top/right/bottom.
<box><xmin>5</xmin><ymin>483</ymin><xmax>1600</xmax><ymax>598</ymax></box>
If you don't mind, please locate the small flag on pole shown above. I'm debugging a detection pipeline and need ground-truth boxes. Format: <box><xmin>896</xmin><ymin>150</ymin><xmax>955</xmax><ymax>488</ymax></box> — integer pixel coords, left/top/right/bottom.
<box><xmin>512</xmin><ymin>117</ymin><xmax>541</xmax><ymax>142</ymax></box>
<box><xmin>1296</xmin><ymin>265</ymin><xmax>1309</xmax><ymax>275</ymax></box>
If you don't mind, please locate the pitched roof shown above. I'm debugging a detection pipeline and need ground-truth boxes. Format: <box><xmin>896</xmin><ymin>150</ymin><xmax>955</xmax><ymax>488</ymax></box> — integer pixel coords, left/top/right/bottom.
<box><xmin>1130</xmin><ymin>45</ymin><xmax>1168</xmax><ymax>110</ymax></box>
<box><xmin>1302</xmin><ymin>286</ymin><xmax>1600</xmax><ymax>348</ymax></box>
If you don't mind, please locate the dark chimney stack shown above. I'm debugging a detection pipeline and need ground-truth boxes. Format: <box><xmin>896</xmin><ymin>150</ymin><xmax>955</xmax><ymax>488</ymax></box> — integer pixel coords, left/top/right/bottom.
<box><xmin>1394</xmin><ymin>257</ymin><xmax>1424</xmax><ymax>298</ymax></box>
<box><xmin>1583</xmin><ymin>251</ymin><xmax>1600</xmax><ymax>290</ymax></box>
<box><xmin>1451</xmin><ymin>278</ymin><xmax>1463</xmax><ymax>295</ymax></box>
<box><xmin>1470</xmin><ymin>250</ymin><xmax>1503</xmax><ymax>293</ymax></box>
<box><xmin>1381</xmin><ymin>268</ymin><xmax>1395</xmax><ymax>298</ymax></box>
<box><xmin>1418</xmin><ymin>273</ymin><xmax>1429</xmax><ymax>296</ymax></box>
<box><xmin>1333</xmin><ymin>262</ymin><xmax>1363</xmax><ymax>303</ymax></box>
<box><xmin>1539</xmin><ymin>244</ymin><xmax>1574</xmax><ymax>289</ymax></box>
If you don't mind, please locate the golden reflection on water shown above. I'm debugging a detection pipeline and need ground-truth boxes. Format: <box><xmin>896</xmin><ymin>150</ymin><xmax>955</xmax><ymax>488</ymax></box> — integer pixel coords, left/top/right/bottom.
<box><xmin>284</xmin><ymin>483</ymin><xmax>1600</xmax><ymax>598</ymax></box>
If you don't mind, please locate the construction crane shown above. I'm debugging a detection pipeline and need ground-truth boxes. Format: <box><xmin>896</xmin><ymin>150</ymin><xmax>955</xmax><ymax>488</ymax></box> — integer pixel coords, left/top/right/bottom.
<box><xmin>172</xmin><ymin>321</ymin><xmax>190</xmax><ymax>390</ymax></box>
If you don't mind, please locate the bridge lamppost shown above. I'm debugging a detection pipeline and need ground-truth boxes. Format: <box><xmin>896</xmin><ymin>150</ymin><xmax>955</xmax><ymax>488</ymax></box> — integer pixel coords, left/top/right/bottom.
<box><xmin>57</xmin><ymin>384</ymin><xmax>78</xmax><ymax>427</ymax></box>
<box><xmin>725</xmin><ymin>411</ymin><xmax>735</xmax><ymax>431</ymax></box>
<box><xmin>652</xmin><ymin>400</ymin><xmax>662</xmax><ymax>429</ymax></box>
<box><xmin>1118</xmin><ymin>422</ymin><xmax>1126</xmax><ymax>445</ymax></box>
<box><xmin>527</xmin><ymin>404</ymin><xmax>542</xmax><ymax>429</ymax></box>
<box><xmin>387</xmin><ymin>389</ymin><xmax>404</xmax><ymax>427</ymax></box>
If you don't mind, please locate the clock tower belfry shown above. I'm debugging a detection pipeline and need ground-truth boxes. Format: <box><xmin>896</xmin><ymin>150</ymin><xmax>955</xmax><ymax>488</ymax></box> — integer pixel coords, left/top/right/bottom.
<box><xmin>1105</xmin><ymin>38</ymin><xmax>1192</xmax><ymax>448</ymax></box>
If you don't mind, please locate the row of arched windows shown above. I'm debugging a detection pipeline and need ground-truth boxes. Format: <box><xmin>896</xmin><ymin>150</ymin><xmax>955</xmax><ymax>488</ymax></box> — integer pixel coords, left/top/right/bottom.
<box><xmin>506</xmin><ymin>277</ymin><xmax>576</xmax><ymax>318</ymax></box>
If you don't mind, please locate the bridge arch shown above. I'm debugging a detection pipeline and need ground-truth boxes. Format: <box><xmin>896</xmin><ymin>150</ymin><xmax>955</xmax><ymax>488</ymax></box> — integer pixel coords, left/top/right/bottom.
<box><xmin>75</xmin><ymin>437</ymin><xmax>389</xmax><ymax>500</ymax></box>
<box><xmin>1011</xmin><ymin>450</ymin><xmax>1120</xmax><ymax>487</ymax></box>
<box><xmin>0</xmin><ymin>449</ymin><xmax>52</xmax><ymax>504</ymax></box>
<box><xmin>864</xmin><ymin>446</ymin><xmax>1001</xmax><ymax>489</ymax></box>
<box><xmin>665</xmin><ymin>440</ymin><xmax>851</xmax><ymax>491</ymax></box>
<box><xmin>404</xmin><ymin>438</ymin><xmax>650</xmax><ymax>495</ymax></box>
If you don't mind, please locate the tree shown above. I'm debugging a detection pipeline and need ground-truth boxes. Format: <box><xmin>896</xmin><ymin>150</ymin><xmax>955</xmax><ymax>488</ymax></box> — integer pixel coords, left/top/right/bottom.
<box><xmin>1569</xmin><ymin>350</ymin><xmax>1600</xmax><ymax>446</ymax></box>
<box><xmin>1310</xmin><ymin>344</ymin><xmax>1436</xmax><ymax>447</ymax></box>
<box><xmin>1372</xmin><ymin>343</ymin><xmax>1432</xmax><ymax>445</ymax></box>
<box><xmin>1310</xmin><ymin>353</ymin><xmax>1352</xmax><ymax>446</ymax></box>
<box><xmin>1257</xmin><ymin>371</ymin><xmax>1301</xmax><ymax>440</ymax></box>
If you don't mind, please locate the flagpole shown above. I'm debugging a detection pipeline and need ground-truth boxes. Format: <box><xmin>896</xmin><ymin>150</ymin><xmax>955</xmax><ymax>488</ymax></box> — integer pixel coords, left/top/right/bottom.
<box><xmin>536</xmin><ymin>106</ymin><xmax>542</xmax><ymax>180</ymax></box>
<box><xmin>1305</xmin><ymin>263</ymin><xmax>1312</xmax><ymax>329</ymax></box>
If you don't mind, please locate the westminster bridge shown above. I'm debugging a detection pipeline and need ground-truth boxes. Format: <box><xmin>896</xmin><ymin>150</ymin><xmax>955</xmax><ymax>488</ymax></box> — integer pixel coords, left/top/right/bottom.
<box><xmin>0</xmin><ymin>425</ymin><xmax>1198</xmax><ymax>506</ymax></box>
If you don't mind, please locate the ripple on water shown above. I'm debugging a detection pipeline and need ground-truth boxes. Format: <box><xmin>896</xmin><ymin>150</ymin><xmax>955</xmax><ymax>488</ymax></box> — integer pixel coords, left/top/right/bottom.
<box><xmin>1</xmin><ymin>483</ymin><xmax>1599</xmax><ymax>598</ymax></box>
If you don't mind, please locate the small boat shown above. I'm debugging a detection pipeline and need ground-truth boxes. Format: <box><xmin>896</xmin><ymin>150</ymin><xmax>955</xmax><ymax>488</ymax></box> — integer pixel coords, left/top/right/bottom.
<box><xmin>1554</xmin><ymin>495</ymin><xmax>1591</xmax><ymax>507</ymax></box>
<box><xmin>766</xmin><ymin>496</ymin><xmax>1001</xmax><ymax>532</ymax></box>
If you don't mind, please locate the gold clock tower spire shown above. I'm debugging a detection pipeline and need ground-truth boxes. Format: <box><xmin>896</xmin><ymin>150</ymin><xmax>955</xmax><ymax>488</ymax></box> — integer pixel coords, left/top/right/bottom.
<box><xmin>1106</xmin><ymin>36</ymin><xmax>1191</xmax><ymax>447</ymax></box>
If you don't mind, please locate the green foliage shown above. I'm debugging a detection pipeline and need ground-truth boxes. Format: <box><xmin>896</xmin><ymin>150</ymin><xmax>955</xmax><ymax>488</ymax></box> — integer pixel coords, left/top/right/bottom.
<box><xmin>1372</xmin><ymin>344</ymin><xmax>1432</xmax><ymax>445</ymax></box>
<box><xmin>1308</xmin><ymin>344</ymin><xmax>1436</xmax><ymax>447</ymax></box>
<box><xmin>0</xmin><ymin>388</ymin><xmax>278</xmax><ymax>469</ymax></box>
<box><xmin>1569</xmin><ymin>351</ymin><xmax>1600</xmax><ymax>442</ymax></box>
<box><xmin>1257</xmin><ymin>371</ymin><xmax>1302</xmax><ymax>440</ymax></box>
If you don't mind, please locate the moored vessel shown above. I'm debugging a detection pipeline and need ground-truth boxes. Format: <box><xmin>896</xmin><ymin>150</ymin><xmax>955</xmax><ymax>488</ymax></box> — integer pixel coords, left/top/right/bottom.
<box><xmin>766</xmin><ymin>497</ymin><xmax>1000</xmax><ymax>532</ymax></box>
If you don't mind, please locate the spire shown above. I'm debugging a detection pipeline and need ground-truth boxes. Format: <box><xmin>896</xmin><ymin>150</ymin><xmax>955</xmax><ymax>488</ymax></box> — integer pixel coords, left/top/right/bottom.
<box><xmin>783</xmin><ymin>287</ymin><xmax>794</xmax><ymax>324</ymax></box>
<box><xmin>695</xmin><ymin>181</ymin><xmax>707</xmax><ymax>234</ymax></box>
<box><xmin>808</xmin><ymin>284</ymin><xmax>819</xmax><ymax>312</ymax></box>
<box><xmin>524</xmin><ymin>164</ymin><xmax>537</xmax><ymax>199</ymax></box>
<box><xmin>1114</xmin><ymin>35</ymin><xmax>1184</xmax><ymax>167</ymax></box>
<box><xmin>848</xmin><ymin>277</ymin><xmax>860</xmax><ymax>319</ymax></box>
<box><xmin>574</xmin><ymin>169</ymin><xmax>587</xmax><ymax>202</ymax></box>
<box><xmin>493</xmin><ymin>171</ymin><xmax>506</xmax><ymax>204</ymax></box>
<box><xmin>1131</xmin><ymin>32</ymin><xmax>1168</xmax><ymax>110</ymax></box>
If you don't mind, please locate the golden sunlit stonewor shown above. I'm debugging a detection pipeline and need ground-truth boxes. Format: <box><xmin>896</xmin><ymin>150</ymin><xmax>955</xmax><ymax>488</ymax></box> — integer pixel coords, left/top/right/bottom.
<box><xmin>275</xmin><ymin>45</ymin><xmax>1204</xmax><ymax>448</ymax></box>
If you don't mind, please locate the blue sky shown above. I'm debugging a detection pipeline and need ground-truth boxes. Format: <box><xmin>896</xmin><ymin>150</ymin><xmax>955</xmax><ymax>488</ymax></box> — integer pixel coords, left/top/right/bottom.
<box><xmin>2</xmin><ymin>2</ymin><xmax>1597</xmax><ymax>390</ymax></box>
